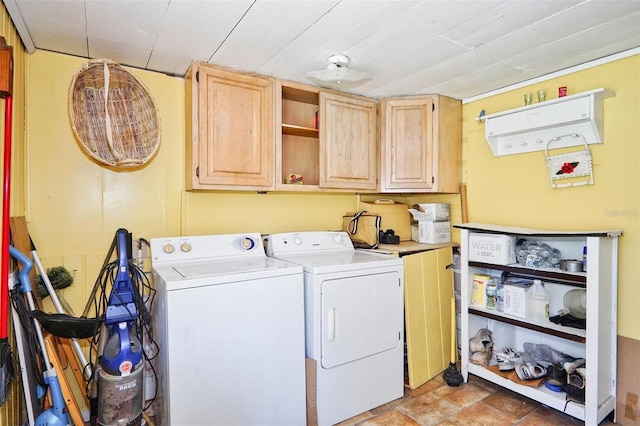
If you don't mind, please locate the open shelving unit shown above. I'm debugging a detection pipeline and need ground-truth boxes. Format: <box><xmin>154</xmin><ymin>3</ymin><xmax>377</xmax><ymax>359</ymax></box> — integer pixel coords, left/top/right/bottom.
<box><xmin>455</xmin><ymin>223</ymin><xmax>621</xmax><ymax>425</ymax></box>
<box><xmin>277</xmin><ymin>82</ymin><xmax>321</xmax><ymax>190</ymax></box>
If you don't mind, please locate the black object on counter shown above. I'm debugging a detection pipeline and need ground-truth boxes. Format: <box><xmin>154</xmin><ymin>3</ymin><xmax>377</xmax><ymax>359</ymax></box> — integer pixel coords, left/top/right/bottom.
<box><xmin>379</xmin><ymin>229</ymin><xmax>400</xmax><ymax>244</ymax></box>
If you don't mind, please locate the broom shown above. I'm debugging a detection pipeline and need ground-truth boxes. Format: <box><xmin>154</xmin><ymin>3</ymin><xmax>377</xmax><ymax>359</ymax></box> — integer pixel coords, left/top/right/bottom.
<box><xmin>35</xmin><ymin>266</ymin><xmax>73</xmax><ymax>301</ymax></box>
<box><xmin>443</xmin><ymin>184</ymin><xmax>467</xmax><ymax>387</ymax></box>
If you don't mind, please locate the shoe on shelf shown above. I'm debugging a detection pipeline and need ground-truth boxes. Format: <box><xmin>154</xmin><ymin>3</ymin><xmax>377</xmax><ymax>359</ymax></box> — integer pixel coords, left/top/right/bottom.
<box><xmin>546</xmin><ymin>363</ymin><xmax>567</xmax><ymax>386</ymax></box>
<box><xmin>469</xmin><ymin>328</ymin><xmax>493</xmax><ymax>353</ymax></box>
<box><xmin>566</xmin><ymin>372</ymin><xmax>586</xmax><ymax>404</ymax></box>
<box><xmin>563</xmin><ymin>358</ymin><xmax>585</xmax><ymax>374</ymax></box>
<box><xmin>495</xmin><ymin>348</ymin><xmax>521</xmax><ymax>371</ymax></box>
<box><xmin>515</xmin><ymin>362</ymin><xmax>547</xmax><ymax>381</ymax></box>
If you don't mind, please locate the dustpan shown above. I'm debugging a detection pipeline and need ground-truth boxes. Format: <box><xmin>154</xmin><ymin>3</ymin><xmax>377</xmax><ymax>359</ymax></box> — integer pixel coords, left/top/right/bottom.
<box><xmin>544</xmin><ymin>133</ymin><xmax>594</xmax><ymax>188</ymax></box>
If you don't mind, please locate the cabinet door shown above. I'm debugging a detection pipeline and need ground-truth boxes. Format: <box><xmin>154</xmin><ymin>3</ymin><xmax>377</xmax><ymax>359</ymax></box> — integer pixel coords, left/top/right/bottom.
<box><xmin>380</xmin><ymin>95</ymin><xmax>461</xmax><ymax>193</ymax></box>
<box><xmin>381</xmin><ymin>97</ymin><xmax>435</xmax><ymax>191</ymax></box>
<box><xmin>187</xmin><ymin>63</ymin><xmax>275</xmax><ymax>190</ymax></box>
<box><xmin>319</xmin><ymin>92</ymin><xmax>377</xmax><ymax>190</ymax></box>
<box><xmin>403</xmin><ymin>247</ymin><xmax>454</xmax><ymax>389</ymax></box>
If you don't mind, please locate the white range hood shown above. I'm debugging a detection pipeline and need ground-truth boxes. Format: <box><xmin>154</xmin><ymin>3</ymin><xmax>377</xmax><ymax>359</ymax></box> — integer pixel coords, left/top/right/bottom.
<box><xmin>483</xmin><ymin>88</ymin><xmax>613</xmax><ymax>157</ymax></box>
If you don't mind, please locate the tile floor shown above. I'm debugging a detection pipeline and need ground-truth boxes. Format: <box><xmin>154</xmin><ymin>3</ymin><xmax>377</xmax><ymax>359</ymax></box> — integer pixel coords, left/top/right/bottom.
<box><xmin>336</xmin><ymin>371</ymin><xmax>619</xmax><ymax>426</ymax></box>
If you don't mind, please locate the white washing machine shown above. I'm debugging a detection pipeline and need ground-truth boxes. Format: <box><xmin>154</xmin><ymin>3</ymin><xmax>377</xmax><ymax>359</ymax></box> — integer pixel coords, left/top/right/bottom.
<box><xmin>267</xmin><ymin>231</ymin><xmax>404</xmax><ymax>426</ymax></box>
<box><xmin>150</xmin><ymin>233</ymin><xmax>306</xmax><ymax>425</ymax></box>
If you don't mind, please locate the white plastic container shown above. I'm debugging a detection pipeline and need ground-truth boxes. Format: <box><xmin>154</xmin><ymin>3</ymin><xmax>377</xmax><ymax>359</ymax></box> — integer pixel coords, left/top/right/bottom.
<box><xmin>526</xmin><ymin>279</ymin><xmax>549</xmax><ymax>323</ymax></box>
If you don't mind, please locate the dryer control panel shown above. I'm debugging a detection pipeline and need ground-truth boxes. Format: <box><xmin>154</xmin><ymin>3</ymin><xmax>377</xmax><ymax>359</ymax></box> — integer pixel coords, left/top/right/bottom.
<box><xmin>267</xmin><ymin>231</ymin><xmax>353</xmax><ymax>256</ymax></box>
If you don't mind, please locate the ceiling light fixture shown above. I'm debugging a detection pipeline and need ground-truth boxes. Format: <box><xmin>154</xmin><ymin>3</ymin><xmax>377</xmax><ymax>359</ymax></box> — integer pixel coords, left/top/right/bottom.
<box><xmin>304</xmin><ymin>54</ymin><xmax>371</xmax><ymax>84</ymax></box>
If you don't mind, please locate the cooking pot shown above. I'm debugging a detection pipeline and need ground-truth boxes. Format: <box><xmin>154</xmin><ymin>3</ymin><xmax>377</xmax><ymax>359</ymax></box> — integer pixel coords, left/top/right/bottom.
<box><xmin>560</xmin><ymin>259</ymin><xmax>583</xmax><ymax>272</ymax></box>
<box><xmin>563</xmin><ymin>289</ymin><xmax>586</xmax><ymax>319</ymax></box>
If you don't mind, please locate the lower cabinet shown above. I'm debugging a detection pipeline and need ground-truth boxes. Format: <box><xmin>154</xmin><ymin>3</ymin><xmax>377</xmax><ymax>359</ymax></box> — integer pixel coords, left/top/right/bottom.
<box><xmin>403</xmin><ymin>247</ymin><xmax>455</xmax><ymax>389</ymax></box>
<box><xmin>455</xmin><ymin>223</ymin><xmax>620</xmax><ymax>425</ymax></box>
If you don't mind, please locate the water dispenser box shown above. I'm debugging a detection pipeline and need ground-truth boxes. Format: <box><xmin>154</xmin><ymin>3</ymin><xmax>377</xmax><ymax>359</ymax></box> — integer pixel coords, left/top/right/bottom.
<box><xmin>503</xmin><ymin>284</ymin><xmax>527</xmax><ymax>318</ymax></box>
<box><xmin>411</xmin><ymin>221</ymin><xmax>451</xmax><ymax>244</ymax></box>
<box><xmin>468</xmin><ymin>233</ymin><xmax>516</xmax><ymax>265</ymax></box>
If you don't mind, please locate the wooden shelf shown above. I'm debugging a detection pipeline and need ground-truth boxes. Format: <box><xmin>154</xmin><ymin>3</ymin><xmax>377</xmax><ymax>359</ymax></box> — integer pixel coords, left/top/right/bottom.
<box><xmin>282</xmin><ymin>124</ymin><xmax>319</xmax><ymax>138</ymax></box>
<box><xmin>282</xmin><ymin>85</ymin><xmax>319</xmax><ymax>104</ymax></box>
<box><xmin>468</xmin><ymin>307</ymin><xmax>586</xmax><ymax>343</ymax></box>
<box><xmin>469</xmin><ymin>261</ymin><xmax>586</xmax><ymax>287</ymax></box>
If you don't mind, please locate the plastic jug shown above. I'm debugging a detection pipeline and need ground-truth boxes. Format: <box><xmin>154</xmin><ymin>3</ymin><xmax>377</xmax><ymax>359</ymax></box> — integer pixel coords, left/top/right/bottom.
<box><xmin>526</xmin><ymin>279</ymin><xmax>549</xmax><ymax>322</ymax></box>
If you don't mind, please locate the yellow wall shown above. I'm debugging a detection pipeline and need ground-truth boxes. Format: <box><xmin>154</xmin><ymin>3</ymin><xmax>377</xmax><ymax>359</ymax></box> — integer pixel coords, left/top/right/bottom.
<box><xmin>24</xmin><ymin>51</ymin><xmax>638</xmax><ymax>343</ymax></box>
<box><xmin>25</xmin><ymin>50</ymin><xmax>361</xmax><ymax>313</ymax></box>
<box><xmin>461</xmin><ymin>54</ymin><xmax>639</xmax><ymax>339</ymax></box>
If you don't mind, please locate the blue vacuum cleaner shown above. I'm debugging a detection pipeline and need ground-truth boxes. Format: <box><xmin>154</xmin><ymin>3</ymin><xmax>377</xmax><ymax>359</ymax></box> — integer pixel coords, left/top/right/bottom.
<box><xmin>97</xmin><ymin>229</ymin><xmax>144</xmax><ymax>426</ymax></box>
<box><xmin>9</xmin><ymin>246</ymin><xmax>69</xmax><ymax>426</ymax></box>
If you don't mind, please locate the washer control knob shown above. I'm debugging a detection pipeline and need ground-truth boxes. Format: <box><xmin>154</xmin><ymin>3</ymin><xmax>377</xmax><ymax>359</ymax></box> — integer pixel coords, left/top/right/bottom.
<box><xmin>293</xmin><ymin>236</ymin><xmax>303</xmax><ymax>245</ymax></box>
<box><xmin>180</xmin><ymin>243</ymin><xmax>191</xmax><ymax>253</ymax></box>
<box><xmin>163</xmin><ymin>244</ymin><xmax>175</xmax><ymax>254</ymax></box>
<box><xmin>240</xmin><ymin>237</ymin><xmax>255</xmax><ymax>250</ymax></box>
<box><xmin>332</xmin><ymin>233</ymin><xmax>343</xmax><ymax>244</ymax></box>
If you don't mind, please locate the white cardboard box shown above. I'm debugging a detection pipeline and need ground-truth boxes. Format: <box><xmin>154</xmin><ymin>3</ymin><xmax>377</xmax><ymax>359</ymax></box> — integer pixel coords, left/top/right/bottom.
<box><xmin>468</xmin><ymin>233</ymin><xmax>516</xmax><ymax>265</ymax></box>
<box><xmin>411</xmin><ymin>221</ymin><xmax>451</xmax><ymax>244</ymax></box>
<box><xmin>503</xmin><ymin>284</ymin><xmax>527</xmax><ymax>318</ymax></box>
<box><xmin>409</xmin><ymin>203</ymin><xmax>450</xmax><ymax>221</ymax></box>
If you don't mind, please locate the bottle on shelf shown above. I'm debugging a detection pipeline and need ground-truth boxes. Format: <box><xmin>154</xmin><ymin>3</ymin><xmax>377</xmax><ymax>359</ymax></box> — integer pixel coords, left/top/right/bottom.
<box><xmin>526</xmin><ymin>279</ymin><xmax>549</xmax><ymax>322</ymax></box>
<box><xmin>471</xmin><ymin>274</ymin><xmax>489</xmax><ymax>307</ymax></box>
<box><xmin>485</xmin><ymin>279</ymin><xmax>498</xmax><ymax>310</ymax></box>
<box><xmin>496</xmin><ymin>280</ymin><xmax>505</xmax><ymax>312</ymax></box>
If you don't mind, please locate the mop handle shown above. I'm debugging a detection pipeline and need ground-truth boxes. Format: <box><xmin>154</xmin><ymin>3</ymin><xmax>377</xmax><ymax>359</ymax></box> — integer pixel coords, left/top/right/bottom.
<box><xmin>8</xmin><ymin>246</ymin><xmax>53</xmax><ymax>370</ymax></box>
<box><xmin>1</xmin><ymin>96</ymin><xmax>13</xmax><ymax>337</ymax></box>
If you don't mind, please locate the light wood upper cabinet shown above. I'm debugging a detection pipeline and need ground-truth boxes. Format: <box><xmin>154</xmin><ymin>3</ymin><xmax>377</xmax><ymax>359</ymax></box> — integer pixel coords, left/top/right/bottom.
<box><xmin>186</xmin><ymin>62</ymin><xmax>275</xmax><ymax>191</ymax></box>
<box><xmin>320</xmin><ymin>91</ymin><xmax>377</xmax><ymax>190</ymax></box>
<box><xmin>276</xmin><ymin>80</ymin><xmax>377</xmax><ymax>192</ymax></box>
<box><xmin>380</xmin><ymin>95</ymin><xmax>461</xmax><ymax>193</ymax></box>
<box><xmin>185</xmin><ymin>63</ymin><xmax>459</xmax><ymax>194</ymax></box>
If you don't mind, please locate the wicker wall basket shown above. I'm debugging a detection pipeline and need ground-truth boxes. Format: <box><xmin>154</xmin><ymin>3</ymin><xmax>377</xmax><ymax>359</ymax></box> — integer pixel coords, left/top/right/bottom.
<box><xmin>69</xmin><ymin>59</ymin><xmax>161</xmax><ymax>168</ymax></box>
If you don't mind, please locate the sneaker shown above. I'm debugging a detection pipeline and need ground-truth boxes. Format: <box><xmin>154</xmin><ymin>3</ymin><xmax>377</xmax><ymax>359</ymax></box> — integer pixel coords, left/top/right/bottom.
<box><xmin>495</xmin><ymin>348</ymin><xmax>520</xmax><ymax>371</ymax></box>
<box><xmin>515</xmin><ymin>362</ymin><xmax>547</xmax><ymax>380</ymax></box>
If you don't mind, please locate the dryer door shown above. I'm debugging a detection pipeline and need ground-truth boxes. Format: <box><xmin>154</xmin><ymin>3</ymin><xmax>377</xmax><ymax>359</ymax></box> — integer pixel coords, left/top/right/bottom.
<box><xmin>320</xmin><ymin>271</ymin><xmax>401</xmax><ymax>369</ymax></box>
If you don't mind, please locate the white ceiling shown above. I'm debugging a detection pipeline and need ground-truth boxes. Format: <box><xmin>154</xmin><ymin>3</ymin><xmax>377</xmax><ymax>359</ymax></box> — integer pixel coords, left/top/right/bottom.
<box><xmin>4</xmin><ymin>0</ymin><xmax>640</xmax><ymax>100</ymax></box>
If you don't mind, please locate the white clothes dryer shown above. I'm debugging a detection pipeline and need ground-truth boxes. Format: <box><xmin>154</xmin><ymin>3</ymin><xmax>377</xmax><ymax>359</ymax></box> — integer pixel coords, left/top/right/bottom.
<box><xmin>267</xmin><ymin>231</ymin><xmax>404</xmax><ymax>426</ymax></box>
<box><xmin>151</xmin><ymin>233</ymin><xmax>306</xmax><ymax>426</ymax></box>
